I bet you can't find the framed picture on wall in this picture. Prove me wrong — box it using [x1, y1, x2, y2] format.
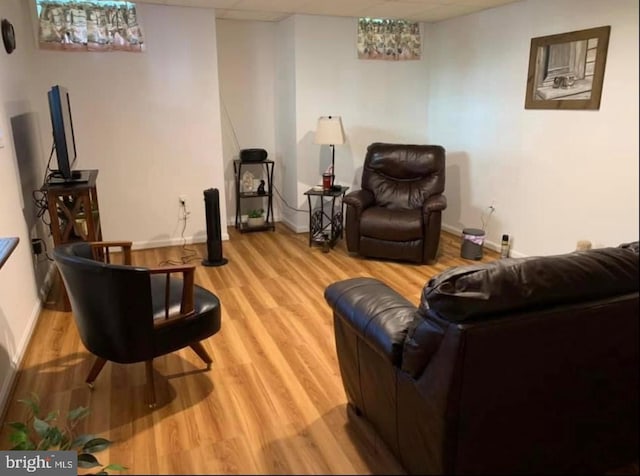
[524, 26, 610, 110]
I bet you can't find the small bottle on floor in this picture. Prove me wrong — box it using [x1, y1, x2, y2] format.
[500, 234, 510, 258]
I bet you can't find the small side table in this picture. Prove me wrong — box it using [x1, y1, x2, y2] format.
[304, 186, 349, 250]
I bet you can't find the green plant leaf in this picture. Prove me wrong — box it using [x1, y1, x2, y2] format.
[18, 395, 40, 416]
[9, 427, 33, 450]
[9, 429, 28, 445]
[68, 406, 90, 422]
[10, 441, 35, 450]
[103, 463, 128, 471]
[83, 437, 111, 453]
[33, 417, 49, 438]
[78, 453, 101, 469]
[45, 427, 64, 447]
[9, 395, 119, 473]
[7, 421, 28, 432]
[59, 433, 71, 450]
[38, 439, 51, 450]
[71, 434, 96, 449]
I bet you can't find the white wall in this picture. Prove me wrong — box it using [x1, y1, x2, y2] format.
[291, 15, 432, 231]
[428, 0, 639, 256]
[216, 19, 277, 225]
[274, 17, 299, 228]
[0, 0, 46, 414]
[29, 3, 227, 248]
[218, 14, 432, 231]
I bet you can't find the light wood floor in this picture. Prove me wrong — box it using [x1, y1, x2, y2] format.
[1, 227, 634, 475]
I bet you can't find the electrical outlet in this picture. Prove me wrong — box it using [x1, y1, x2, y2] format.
[179, 195, 187, 206]
[31, 238, 43, 255]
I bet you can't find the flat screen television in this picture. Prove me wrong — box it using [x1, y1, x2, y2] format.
[48, 85, 84, 183]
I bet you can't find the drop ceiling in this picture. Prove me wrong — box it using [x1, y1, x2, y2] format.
[135, 0, 521, 23]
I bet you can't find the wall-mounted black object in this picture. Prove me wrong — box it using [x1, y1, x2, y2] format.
[2, 19, 16, 54]
[202, 188, 228, 267]
[240, 148, 267, 162]
[31, 238, 43, 255]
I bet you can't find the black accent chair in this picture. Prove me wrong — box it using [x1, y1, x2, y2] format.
[344, 143, 446, 264]
[53, 241, 221, 408]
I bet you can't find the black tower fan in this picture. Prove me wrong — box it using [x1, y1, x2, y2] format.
[202, 188, 228, 267]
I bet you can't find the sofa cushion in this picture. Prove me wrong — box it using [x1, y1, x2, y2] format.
[420, 243, 639, 323]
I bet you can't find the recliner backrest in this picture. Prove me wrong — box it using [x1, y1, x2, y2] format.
[53, 242, 156, 363]
[361, 143, 445, 209]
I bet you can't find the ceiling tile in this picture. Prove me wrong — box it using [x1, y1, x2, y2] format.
[405, 3, 480, 21]
[138, 0, 522, 22]
[137, 0, 241, 8]
[216, 8, 290, 21]
[359, 1, 440, 19]
[455, 0, 521, 6]
[295, 0, 382, 18]
[232, 0, 314, 13]
[389, 0, 449, 3]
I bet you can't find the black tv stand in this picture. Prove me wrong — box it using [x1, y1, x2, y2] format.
[48, 169, 90, 185]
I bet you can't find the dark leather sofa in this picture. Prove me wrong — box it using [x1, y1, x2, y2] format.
[325, 242, 639, 474]
[343, 143, 446, 264]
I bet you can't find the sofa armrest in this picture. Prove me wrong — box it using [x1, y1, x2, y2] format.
[401, 309, 449, 378]
[423, 194, 447, 213]
[325, 277, 418, 365]
[343, 189, 375, 212]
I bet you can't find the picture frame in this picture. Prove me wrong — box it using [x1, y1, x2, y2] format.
[524, 26, 610, 110]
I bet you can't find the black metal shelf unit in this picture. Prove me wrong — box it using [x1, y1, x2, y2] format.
[233, 159, 275, 233]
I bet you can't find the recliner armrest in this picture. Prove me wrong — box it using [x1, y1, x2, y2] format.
[325, 277, 418, 366]
[423, 194, 447, 213]
[343, 189, 375, 211]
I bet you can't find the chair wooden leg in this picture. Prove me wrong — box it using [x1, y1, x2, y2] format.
[189, 341, 212, 370]
[145, 360, 156, 408]
[85, 357, 107, 389]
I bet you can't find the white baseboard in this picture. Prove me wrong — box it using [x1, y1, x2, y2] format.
[442, 223, 526, 258]
[132, 233, 228, 250]
[0, 296, 46, 418]
[442, 224, 499, 252]
[280, 216, 307, 234]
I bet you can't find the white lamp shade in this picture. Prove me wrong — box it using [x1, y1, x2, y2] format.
[314, 116, 345, 145]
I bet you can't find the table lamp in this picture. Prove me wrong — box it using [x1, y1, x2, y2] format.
[314, 116, 345, 189]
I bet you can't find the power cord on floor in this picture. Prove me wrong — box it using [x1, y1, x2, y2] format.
[158, 201, 202, 266]
[272, 183, 308, 214]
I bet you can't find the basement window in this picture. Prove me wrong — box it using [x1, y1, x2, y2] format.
[357, 17, 421, 61]
[36, 0, 144, 52]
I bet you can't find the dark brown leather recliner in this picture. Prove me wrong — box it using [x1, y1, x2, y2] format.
[344, 143, 446, 264]
[325, 243, 639, 474]
[53, 241, 221, 408]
